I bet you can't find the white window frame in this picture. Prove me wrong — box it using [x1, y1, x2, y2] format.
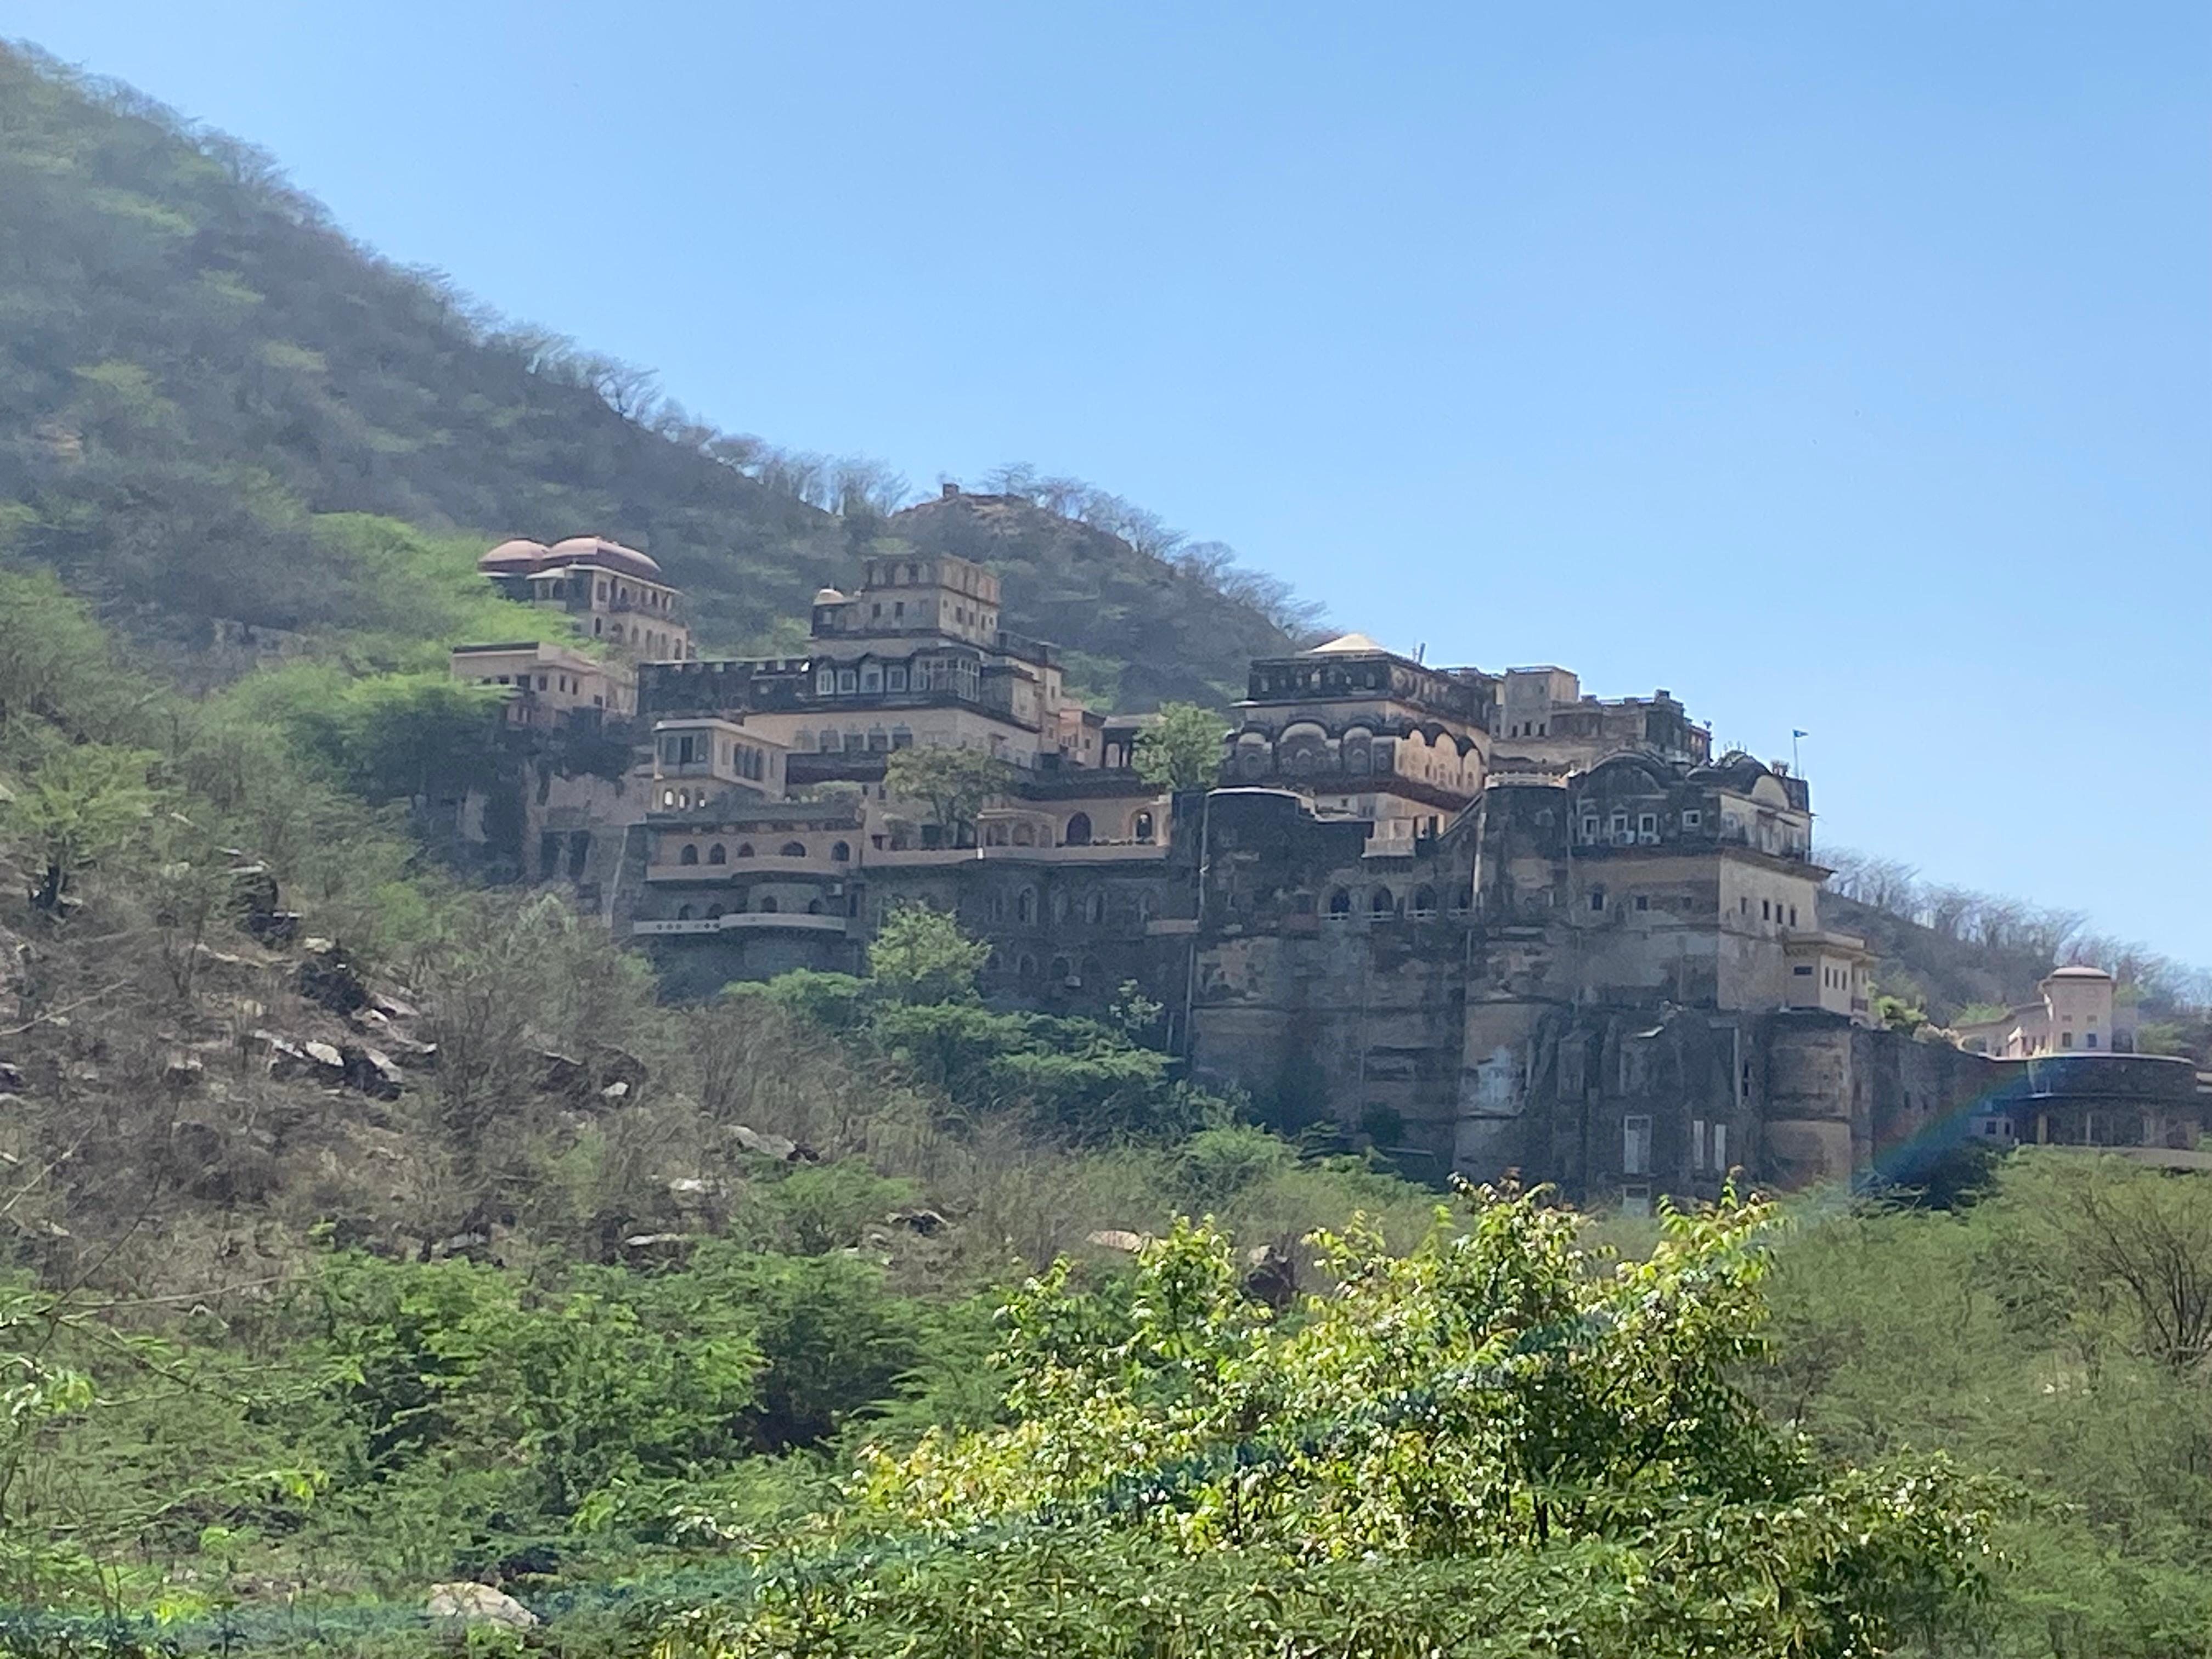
[1622, 1114, 1652, 1176]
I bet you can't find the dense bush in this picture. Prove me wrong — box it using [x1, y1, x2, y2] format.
[665, 1192, 1994, 1658]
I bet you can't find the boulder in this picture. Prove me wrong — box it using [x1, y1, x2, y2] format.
[257, 1031, 343, 1084]
[425, 1583, 537, 1629]
[1242, 1243, 1297, 1312]
[296, 946, 368, 1015]
[343, 1046, 405, 1101]
[592, 1045, 650, 1091]
[729, 1125, 816, 1163]
[223, 860, 280, 923]
[381, 1032, 438, 1068]
[369, 986, 421, 1022]
[534, 1049, 588, 1094]
[242, 909, 301, 946]
[1086, 1228, 1153, 1254]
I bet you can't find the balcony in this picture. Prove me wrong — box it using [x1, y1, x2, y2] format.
[646, 854, 850, 881]
[633, 912, 851, 938]
[867, 842, 1171, 868]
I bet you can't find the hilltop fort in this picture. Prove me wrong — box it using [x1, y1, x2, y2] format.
[449, 506, 2207, 1204]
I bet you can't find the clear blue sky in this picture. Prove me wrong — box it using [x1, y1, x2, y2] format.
[13, 2, 2211, 965]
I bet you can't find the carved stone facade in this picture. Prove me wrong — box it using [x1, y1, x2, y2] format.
[448, 548, 2210, 1205]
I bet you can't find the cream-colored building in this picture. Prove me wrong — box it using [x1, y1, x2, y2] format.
[479, 537, 694, 663]
[451, 640, 634, 722]
[1229, 633, 1494, 844]
[1496, 667, 1711, 771]
[1956, 965, 2128, 1056]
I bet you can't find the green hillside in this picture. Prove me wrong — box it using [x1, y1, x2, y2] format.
[0, 43, 1302, 703]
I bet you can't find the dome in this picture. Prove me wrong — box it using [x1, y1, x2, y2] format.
[546, 535, 663, 582]
[813, 588, 847, 605]
[2047, 964, 2113, 979]
[479, 538, 550, 573]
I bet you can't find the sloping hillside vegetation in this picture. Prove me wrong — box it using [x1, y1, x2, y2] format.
[0, 567, 1432, 1647]
[2, 38, 2207, 1659]
[1825, 849, 2211, 1056]
[0, 43, 1306, 702]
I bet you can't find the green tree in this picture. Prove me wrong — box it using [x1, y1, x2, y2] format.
[1, 740, 159, 910]
[1759, 1154, 2212, 1657]
[867, 902, 990, 1004]
[883, 745, 1014, 847]
[668, 1190, 1993, 1658]
[1132, 701, 1227, 792]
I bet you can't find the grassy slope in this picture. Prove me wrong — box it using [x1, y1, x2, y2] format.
[0, 43, 1296, 702]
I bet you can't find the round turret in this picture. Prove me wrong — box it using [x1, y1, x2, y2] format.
[546, 535, 663, 582]
[479, 538, 550, 573]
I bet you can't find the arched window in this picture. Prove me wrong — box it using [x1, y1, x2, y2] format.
[707, 843, 727, 865]
[985, 823, 1009, 846]
[1085, 893, 1105, 924]
[1051, 891, 1070, 923]
[676, 904, 695, 919]
[1372, 888, 1396, 917]
[831, 840, 851, 862]
[1238, 745, 1267, 778]
[807, 898, 825, 915]
[1049, 956, 1071, 980]
[1344, 743, 1370, 775]
[759, 895, 778, 913]
[1328, 889, 1352, 915]
[1064, 811, 1093, 847]
[1012, 822, 1035, 846]
[1132, 810, 1154, 843]
[705, 902, 725, 919]
[1412, 885, 1438, 915]
[780, 841, 807, 857]
[736, 843, 754, 859]
[1018, 953, 1038, 979]
[679, 844, 699, 866]
[1017, 888, 1036, 923]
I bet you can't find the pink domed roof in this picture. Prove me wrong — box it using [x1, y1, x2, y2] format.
[480, 538, 551, 573]
[547, 535, 662, 582]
